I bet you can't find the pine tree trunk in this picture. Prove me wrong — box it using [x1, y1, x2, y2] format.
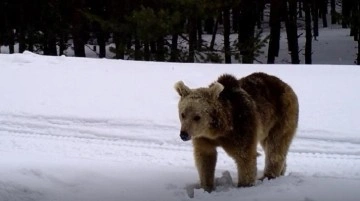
[18, 29, 26, 53]
[357, 39, 360, 65]
[150, 42, 157, 55]
[350, 1, 359, 39]
[305, 0, 312, 64]
[299, 0, 303, 18]
[114, 33, 125, 59]
[73, 35, 86, 57]
[285, 0, 300, 64]
[188, 14, 197, 62]
[331, 0, 336, 24]
[48, 33, 57, 56]
[109, 0, 125, 59]
[17, 5, 26, 53]
[197, 17, 203, 50]
[357, 30, 360, 64]
[267, 0, 281, 64]
[156, 37, 165, 61]
[8, 29, 15, 54]
[238, 0, 256, 63]
[97, 31, 106, 58]
[28, 31, 34, 52]
[72, 0, 86, 57]
[210, 14, 220, 51]
[257, 0, 265, 28]
[351, 17, 358, 40]
[312, 2, 319, 38]
[134, 37, 141, 60]
[204, 17, 214, 34]
[43, 30, 57, 56]
[357, 2, 360, 65]
[170, 34, 179, 62]
[342, 0, 351, 28]
[144, 41, 150, 61]
[59, 32, 66, 55]
[322, 0, 328, 27]
[232, 6, 240, 32]
[223, 8, 231, 64]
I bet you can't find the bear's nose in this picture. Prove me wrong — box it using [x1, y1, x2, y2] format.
[180, 131, 191, 141]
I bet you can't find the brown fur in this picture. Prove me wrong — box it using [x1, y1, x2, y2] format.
[174, 72, 299, 192]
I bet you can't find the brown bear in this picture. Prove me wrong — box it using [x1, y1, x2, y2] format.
[174, 72, 299, 193]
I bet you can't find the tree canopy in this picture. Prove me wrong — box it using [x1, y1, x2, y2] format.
[0, 0, 359, 64]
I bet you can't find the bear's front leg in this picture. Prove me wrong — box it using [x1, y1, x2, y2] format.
[193, 138, 217, 192]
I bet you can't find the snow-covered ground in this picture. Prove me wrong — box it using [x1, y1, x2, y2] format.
[1, 51, 360, 201]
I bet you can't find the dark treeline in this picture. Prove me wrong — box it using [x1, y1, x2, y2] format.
[0, 0, 359, 64]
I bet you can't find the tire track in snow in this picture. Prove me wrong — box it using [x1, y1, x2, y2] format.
[0, 113, 177, 145]
[0, 131, 190, 153]
[0, 113, 360, 160]
[298, 129, 360, 144]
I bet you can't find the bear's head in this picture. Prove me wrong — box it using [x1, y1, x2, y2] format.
[174, 81, 231, 141]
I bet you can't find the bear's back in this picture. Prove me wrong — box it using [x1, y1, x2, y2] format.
[239, 72, 298, 129]
[240, 72, 287, 102]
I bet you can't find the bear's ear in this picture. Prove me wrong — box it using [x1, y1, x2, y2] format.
[210, 82, 224, 98]
[174, 81, 191, 97]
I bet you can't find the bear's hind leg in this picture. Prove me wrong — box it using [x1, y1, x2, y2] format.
[223, 143, 257, 187]
[235, 154, 257, 187]
[280, 162, 287, 176]
[193, 138, 217, 192]
[261, 125, 296, 180]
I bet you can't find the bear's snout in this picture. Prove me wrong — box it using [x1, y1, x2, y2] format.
[180, 131, 191, 141]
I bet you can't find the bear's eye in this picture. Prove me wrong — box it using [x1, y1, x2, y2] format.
[181, 113, 186, 119]
[193, 115, 201, 121]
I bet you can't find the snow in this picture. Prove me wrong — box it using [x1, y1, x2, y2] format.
[257, 27, 358, 65]
[1, 51, 360, 201]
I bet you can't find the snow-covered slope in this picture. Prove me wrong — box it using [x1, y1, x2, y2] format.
[1, 52, 360, 201]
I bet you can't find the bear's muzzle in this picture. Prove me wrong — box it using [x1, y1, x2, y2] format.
[180, 131, 191, 141]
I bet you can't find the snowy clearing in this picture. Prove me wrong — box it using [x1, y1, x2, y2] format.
[0, 51, 360, 201]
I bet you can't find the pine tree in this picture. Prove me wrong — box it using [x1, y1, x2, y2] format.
[285, 0, 300, 64]
[305, 0, 313, 64]
[267, 0, 281, 64]
[71, 0, 87, 57]
[238, 0, 257, 63]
